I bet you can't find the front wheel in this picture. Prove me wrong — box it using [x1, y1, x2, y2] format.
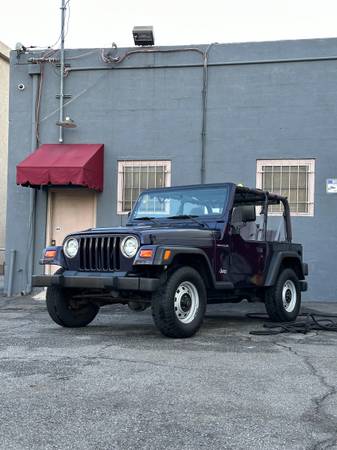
[46, 286, 99, 328]
[264, 268, 301, 322]
[151, 267, 207, 338]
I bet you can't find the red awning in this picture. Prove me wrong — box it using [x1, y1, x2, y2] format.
[16, 144, 104, 191]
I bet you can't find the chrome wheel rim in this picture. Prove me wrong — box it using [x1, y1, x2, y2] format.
[174, 281, 199, 324]
[282, 280, 297, 312]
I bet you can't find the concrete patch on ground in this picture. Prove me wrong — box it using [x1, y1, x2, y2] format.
[32, 288, 46, 301]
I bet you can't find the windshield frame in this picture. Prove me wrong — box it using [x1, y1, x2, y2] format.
[128, 183, 233, 224]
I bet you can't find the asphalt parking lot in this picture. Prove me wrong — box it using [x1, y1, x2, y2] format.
[0, 295, 336, 450]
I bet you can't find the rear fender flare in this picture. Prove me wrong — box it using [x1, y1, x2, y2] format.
[264, 252, 305, 286]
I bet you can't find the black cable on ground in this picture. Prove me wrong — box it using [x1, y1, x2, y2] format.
[247, 313, 337, 335]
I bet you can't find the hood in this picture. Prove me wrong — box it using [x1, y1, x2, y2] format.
[68, 224, 216, 246]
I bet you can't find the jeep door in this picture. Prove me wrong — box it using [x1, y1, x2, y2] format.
[228, 205, 267, 288]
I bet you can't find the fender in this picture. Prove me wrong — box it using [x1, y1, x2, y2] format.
[135, 245, 233, 290]
[264, 251, 306, 286]
[39, 245, 67, 268]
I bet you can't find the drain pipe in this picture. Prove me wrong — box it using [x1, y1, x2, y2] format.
[58, 0, 66, 143]
[25, 190, 37, 294]
[24, 69, 40, 295]
[200, 43, 216, 184]
[7, 249, 16, 297]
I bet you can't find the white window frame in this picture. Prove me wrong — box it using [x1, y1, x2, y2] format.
[117, 160, 171, 214]
[256, 159, 315, 217]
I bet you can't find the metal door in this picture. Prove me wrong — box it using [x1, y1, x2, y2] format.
[46, 189, 96, 274]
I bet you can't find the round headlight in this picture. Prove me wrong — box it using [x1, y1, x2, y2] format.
[121, 236, 139, 258]
[63, 238, 79, 259]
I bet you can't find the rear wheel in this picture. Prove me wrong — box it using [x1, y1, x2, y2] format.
[151, 266, 207, 338]
[46, 285, 99, 328]
[264, 268, 301, 322]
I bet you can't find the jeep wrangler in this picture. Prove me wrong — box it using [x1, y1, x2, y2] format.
[33, 183, 308, 338]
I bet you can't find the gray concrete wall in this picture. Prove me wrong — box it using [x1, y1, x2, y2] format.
[5, 38, 337, 299]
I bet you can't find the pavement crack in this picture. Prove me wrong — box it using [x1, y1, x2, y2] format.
[273, 340, 337, 450]
[81, 354, 192, 371]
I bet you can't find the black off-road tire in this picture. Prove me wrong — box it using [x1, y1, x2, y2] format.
[151, 266, 207, 338]
[264, 268, 301, 322]
[46, 285, 99, 328]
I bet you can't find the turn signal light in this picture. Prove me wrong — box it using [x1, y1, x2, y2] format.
[163, 249, 171, 261]
[139, 249, 154, 259]
[44, 250, 56, 258]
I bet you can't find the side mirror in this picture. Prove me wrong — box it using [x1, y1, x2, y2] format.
[127, 211, 131, 218]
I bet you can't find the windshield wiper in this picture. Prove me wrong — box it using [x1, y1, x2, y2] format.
[133, 216, 161, 225]
[167, 215, 209, 229]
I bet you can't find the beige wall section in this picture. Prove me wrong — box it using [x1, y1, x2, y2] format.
[0, 41, 10, 271]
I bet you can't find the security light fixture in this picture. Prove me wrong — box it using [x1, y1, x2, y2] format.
[56, 116, 77, 128]
[132, 26, 155, 46]
[15, 42, 27, 56]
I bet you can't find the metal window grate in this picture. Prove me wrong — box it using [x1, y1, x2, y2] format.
[117, 160, 171, 214]
[256, 159, 315, 216]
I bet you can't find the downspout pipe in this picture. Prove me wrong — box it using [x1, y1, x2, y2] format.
[58, 0, 66, 143]
[7, 250, 16, 297]
[25, 70, 39, 294]
[201, 43, 216, 184]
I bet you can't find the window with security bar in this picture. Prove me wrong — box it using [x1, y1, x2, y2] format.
[117, 160, 171, 214]
[256, 159, 315, 216]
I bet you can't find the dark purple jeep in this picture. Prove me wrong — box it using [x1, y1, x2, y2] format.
[33, 183, 308, 338]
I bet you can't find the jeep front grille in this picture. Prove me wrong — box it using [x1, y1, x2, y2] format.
[79, 236, 120, 271]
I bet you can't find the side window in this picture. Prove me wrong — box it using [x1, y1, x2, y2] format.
[265, 204, 286, 242]
[231, 204, 287, 242]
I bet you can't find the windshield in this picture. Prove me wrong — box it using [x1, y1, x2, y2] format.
[131, 185, 229, 220]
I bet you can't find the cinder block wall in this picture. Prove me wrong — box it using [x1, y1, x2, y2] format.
[6, 38, 337, 299]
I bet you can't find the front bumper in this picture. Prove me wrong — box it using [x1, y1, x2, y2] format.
[32, 271, 160, 292]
